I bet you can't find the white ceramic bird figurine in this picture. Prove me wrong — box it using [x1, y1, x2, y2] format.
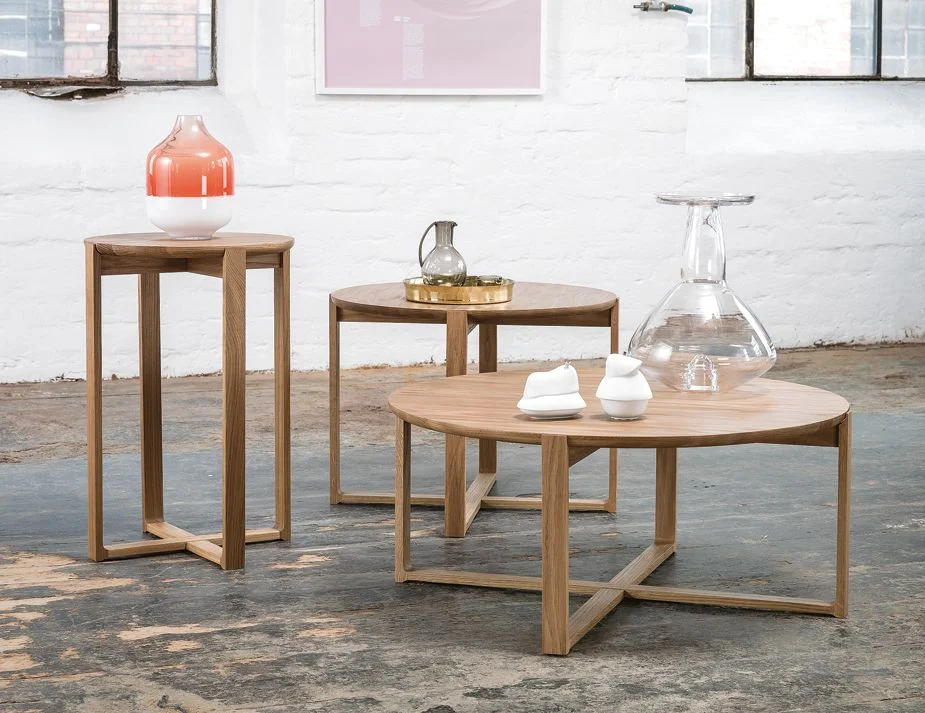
[596, 354, 653, 420]
[517, 363, 586, 418]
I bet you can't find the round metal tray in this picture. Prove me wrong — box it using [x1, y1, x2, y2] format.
[403, 277, 514, 304]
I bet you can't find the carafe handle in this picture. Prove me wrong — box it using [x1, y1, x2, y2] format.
[418, 221, 438, 268]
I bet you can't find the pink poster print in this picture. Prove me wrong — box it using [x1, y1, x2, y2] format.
[318, 0, 545, 94]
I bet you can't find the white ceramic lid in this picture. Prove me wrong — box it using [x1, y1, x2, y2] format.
[604, 353, 644, 378]
[517, 392, 587, 412]
[521, 363, 581, 399]
[596, 372, 653, 401]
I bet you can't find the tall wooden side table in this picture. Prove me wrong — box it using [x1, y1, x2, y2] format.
[85, 233, 293, 570]
[330, 282, 619, 537]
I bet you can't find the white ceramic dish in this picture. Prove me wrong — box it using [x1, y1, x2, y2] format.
[518, 406, 584, 419]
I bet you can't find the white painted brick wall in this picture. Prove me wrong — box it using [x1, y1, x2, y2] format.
[684, 82, 925, 349]
[0, 2, 920, 383]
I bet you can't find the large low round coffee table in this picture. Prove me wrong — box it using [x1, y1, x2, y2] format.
[330, 282, 619, 537]
[389, 370, 852, 655]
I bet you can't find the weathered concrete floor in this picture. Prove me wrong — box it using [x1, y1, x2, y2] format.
[0, 345, 923, 712]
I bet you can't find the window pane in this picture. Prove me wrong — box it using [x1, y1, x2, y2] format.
[853, 0, 875, 26]
[850, 28, 872, 73]
[714, 0, 739, 23]
[882, 0, 925, 77]
[118, 0, 213, 81]
[913, 0, 925, 24]
[754, 0, 875, 76]
[0, 0, 108, 79]
[686, 0, 746, 78]
[882, 28, 906, 56]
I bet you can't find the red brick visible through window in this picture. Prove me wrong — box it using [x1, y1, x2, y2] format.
[62, 0, 208, 80]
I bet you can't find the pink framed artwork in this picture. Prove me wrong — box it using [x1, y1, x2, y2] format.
[316, 0, 546, 95]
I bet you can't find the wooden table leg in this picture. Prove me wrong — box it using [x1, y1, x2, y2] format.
[329, 297, 341, 505]
[139, 273, 164, 534]
[85, 244, 104, 562]
[655, 448, 677, 547]
[478, 323, 498, 476]
[835, 412, 852, 617]
[607, 303, 620, 513]
[221, 248, 246, 570]
[395, 418, 412, 583]
[274, 250, 291, 540]
[444, 311, 468, 537]
[541, 434, 570, 655]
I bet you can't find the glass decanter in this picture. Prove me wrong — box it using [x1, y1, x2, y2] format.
[627, 194, 776, 392]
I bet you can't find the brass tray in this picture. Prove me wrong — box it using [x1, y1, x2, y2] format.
[403, 277, 514, 305]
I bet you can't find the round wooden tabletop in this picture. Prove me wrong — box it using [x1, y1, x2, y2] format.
[389, 369, 850, 448]
[85, 232, 294, 257]
[330, 282, 616, 318]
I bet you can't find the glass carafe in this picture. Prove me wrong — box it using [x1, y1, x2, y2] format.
[419, 220, 467, 286]
[627, 194, 776, 392]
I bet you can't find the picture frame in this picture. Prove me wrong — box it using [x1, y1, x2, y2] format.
[315, 0, 546, 95]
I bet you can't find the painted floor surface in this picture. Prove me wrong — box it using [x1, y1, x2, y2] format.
[1, 345, 923, 712]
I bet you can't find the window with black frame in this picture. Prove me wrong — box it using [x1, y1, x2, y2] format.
[687, 0, 925, 79]
[0, 0, 215, 87]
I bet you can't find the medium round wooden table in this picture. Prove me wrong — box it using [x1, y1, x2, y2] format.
[85, 233, 293, 570]
[389, 370, 852, 655]
[330, 282, 619, 537]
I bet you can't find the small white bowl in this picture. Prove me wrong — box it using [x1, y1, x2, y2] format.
[599, 398, 649, 420]
[146, 195, 232, 240]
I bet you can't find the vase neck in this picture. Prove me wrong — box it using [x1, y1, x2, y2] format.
[173, 114, 208, 135]
[680, 204, 726, 282]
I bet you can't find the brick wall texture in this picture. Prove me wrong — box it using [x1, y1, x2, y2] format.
[0, 1, 922, 382]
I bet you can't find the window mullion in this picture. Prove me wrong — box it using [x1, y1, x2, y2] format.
[745, 0, 755, 78]
[875, 0, 883, 77]
[210, 0, 218, 82]
[705, 1, 711, 78]
[107, 0, 119, 83]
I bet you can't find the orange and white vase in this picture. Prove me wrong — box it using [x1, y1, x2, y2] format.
[146, 115, 234, 240]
